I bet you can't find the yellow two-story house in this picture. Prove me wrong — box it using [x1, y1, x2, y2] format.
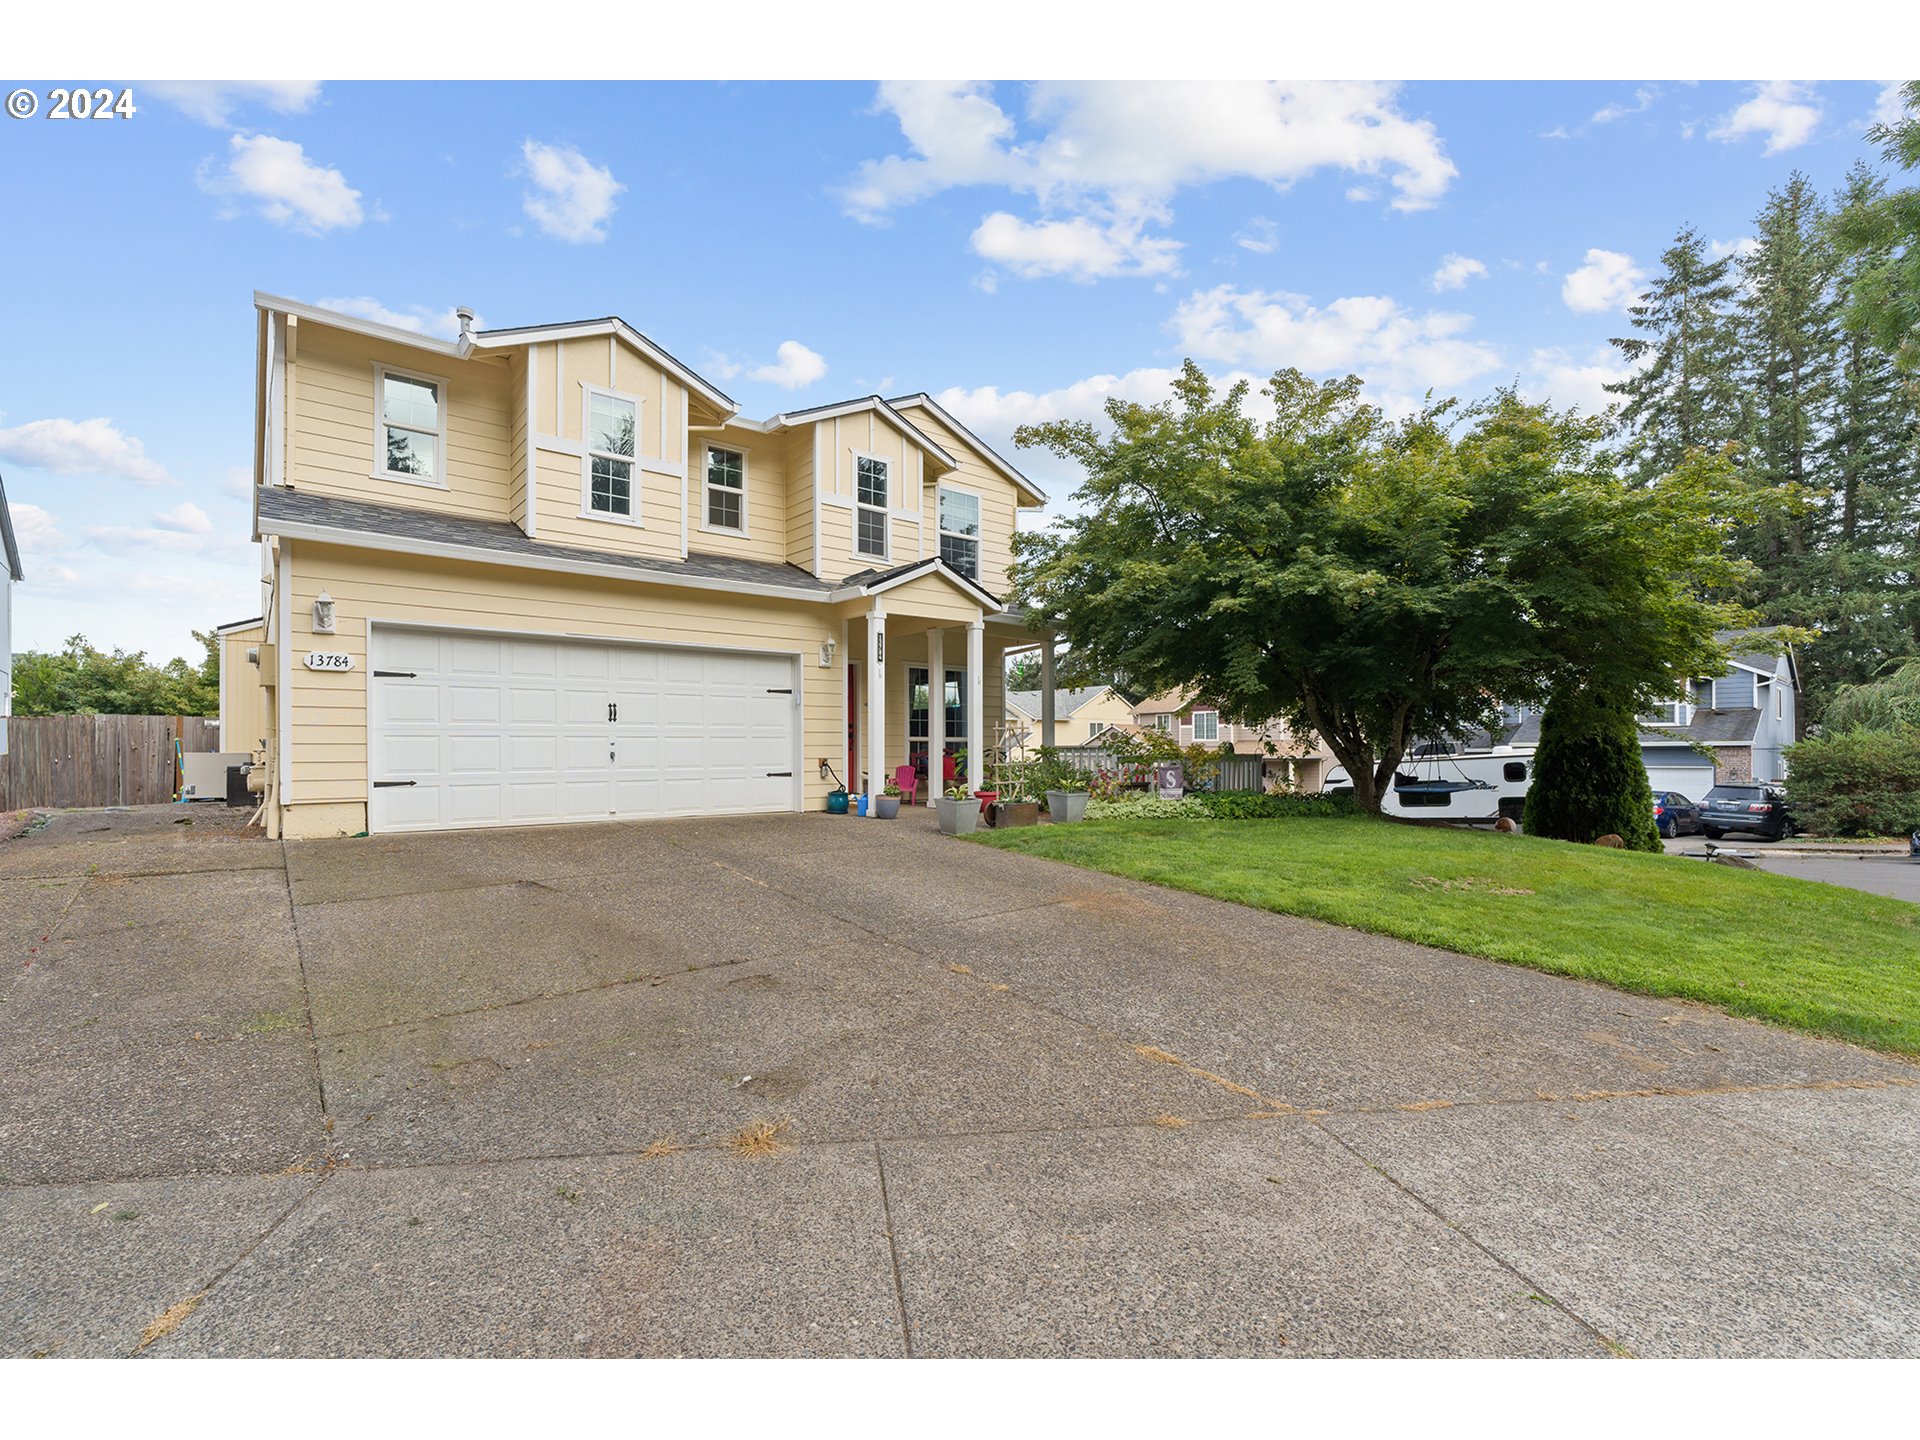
[241, 294, 1052, 838]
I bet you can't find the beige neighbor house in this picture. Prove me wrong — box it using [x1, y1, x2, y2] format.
[237, 293, 1063, 839]
[1004, 684, 1137, 758]
[1129, 688, 1335, 791]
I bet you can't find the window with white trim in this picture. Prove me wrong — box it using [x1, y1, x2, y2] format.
[855, 455, 889, 558]
[705, 445, 746, 532]
[376, 368, 445, 484]
[1636, 699, 1683, 726]
[937, 486, 981, 580]
[584, 389, 637, 519]
[1086, 720, 1109, 740]
[1191, 709, 1220, 742]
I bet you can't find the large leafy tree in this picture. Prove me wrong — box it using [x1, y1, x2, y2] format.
[1009, 364, 1747, 818]
[1831, 81, 1920, 375]
[10, 632, 219, 717]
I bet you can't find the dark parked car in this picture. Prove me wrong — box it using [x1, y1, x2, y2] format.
[1653, 791, 1704, 839]
[1700, 783, 1795, 841]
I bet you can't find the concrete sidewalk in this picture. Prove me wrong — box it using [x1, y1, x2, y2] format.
[3, 805, 1916, 1356]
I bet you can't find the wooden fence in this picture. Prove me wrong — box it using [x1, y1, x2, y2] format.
[0, 715, 220, 811]
[1053, 743, 1267, 793]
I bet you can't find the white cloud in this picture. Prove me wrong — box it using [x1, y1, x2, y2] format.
[315, 296, 478, 340]
[1518, 346, 1636, 416]
[144, 82, 321, 127]
[1234, 218, 1280, 255]
[0, 417, 171, 484]
[220, 465, 254, 498]
[1430, 254, 1488, 292]
[970, 211, 1182, 281]
[519, 140, 623, 243]
[748, 341, 827, 390]
[1344, 184, 1377, 201]
[1591, 86, 1659, 125]
[6, 500, 65, 551]
[1708, 236, 1760, 263]
[1710, 81, 1823, 155]
[1168, 285, 1503, 394]
[843, 81, 1457, 282]
[154, 501, 212, 535]
[700, 351, 745, 381]
[1561, 248, 1647, 314]
[201, 133, 364, 233]
[1868, 81, 1910, 129]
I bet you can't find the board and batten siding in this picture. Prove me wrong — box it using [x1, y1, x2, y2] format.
[279, 541, 844, 836]
[894, 405, 1025, 599]
[288, 325, 513, 523]
[812, 414, 925, 583]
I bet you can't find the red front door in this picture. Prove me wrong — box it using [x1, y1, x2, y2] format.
[846, 662, 859, 789]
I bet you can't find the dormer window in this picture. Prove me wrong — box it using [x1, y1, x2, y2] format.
[373, 366, 447, 487]
[855, 455, 889, 559]
[938, 486, 981, 580]
[704, 446, 746, 533]
[583, 388, 638, 521]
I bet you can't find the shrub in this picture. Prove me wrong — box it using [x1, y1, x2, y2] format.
[1784, 729, 1920, 837]
[1523, 697, 1662, 852]
[1085, 794, 1211, 820]
[1188, 791, 1363, 819]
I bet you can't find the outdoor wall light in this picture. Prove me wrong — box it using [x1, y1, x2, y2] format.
[312, 590, 336, 634]
[819, 635, 836, 667]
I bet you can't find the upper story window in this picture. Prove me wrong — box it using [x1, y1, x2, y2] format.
[1637, 700, 1683, 726]
[374, 366, 447, 487]
[855, 455, 889, 559]
[1154, 714, 1172, 733]
[705, 446, 746, 533]
[938, 486, 981, 580]
[1191, 709, 1220, 742]
[584, 388, 638, 521]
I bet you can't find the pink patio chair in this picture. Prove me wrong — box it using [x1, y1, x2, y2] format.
[892, 764, 921, 807]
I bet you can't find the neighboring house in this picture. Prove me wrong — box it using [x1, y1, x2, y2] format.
[1488, 628, 1801, 796]
[1004, 684, 1137, 757]
[1128, 688, 1335, 791]
[213, 616, 268, 755]
[237, 293, 1051, 838]
[0, 472, 22, 759]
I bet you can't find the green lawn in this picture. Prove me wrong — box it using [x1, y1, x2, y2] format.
[975, 816, 1920, 1055]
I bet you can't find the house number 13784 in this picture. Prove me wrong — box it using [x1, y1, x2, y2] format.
[304, 652, 355, 672]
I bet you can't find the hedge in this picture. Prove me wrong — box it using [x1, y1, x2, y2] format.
[1784, 729, 1920, 837]
[1082, 791, 1362, 821]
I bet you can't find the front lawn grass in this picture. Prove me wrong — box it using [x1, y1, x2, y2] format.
[975, 816, 1920, 1056]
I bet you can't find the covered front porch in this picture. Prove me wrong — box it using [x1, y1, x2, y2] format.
[833, 567, 1060, 809]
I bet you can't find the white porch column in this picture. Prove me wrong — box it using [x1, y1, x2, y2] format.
[1040, 641, 1057, 750]
[866, 605, 886, 815]
[927, 626, 945, 804]
[966, 619, 984, 794]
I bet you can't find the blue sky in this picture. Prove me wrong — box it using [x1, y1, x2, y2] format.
[0, 78, 1904, 661]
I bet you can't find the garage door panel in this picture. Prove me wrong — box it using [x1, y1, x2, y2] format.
[371, 628, 796, 833]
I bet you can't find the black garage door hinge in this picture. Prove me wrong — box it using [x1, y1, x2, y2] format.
[373, 670, 416, 678]
[766, 771, 793, 778]
[373, 780, 417, 788]
[766, 687, 793, 694]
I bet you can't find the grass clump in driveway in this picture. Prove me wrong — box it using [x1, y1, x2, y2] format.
[974, 816, 1920, 1055]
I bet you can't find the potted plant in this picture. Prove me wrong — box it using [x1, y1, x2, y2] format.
[937, 783, 982, 835]
[875, 779, 903, 819]
[995, 761, 1041, 827]
[1044, 780, 1090, 823]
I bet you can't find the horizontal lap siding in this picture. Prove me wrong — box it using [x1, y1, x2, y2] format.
[687, 425, 790, 567]
[896, 408, 1024, 598]
[291, 327, 512, 522]
[786, 429, 815, 569]
[284, 542, 843, 813]
[508, 351, 529, 532]
[220, 625, 268, 753]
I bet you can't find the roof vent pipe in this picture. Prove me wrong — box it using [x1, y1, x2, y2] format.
[455, 307, 476, 358]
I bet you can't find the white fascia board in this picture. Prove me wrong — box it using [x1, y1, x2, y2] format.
[253, 291, 464, 359]
[473, 320, 737, 415]
[256, 515, 829, 606]
[826, 556, 1004, 612]
[766, 398, 960, 474]
[889, 393, 1049, 507]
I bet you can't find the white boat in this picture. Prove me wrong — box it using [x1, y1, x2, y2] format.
[1323, 740, 1535, 823]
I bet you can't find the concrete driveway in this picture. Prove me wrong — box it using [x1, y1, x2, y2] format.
[4, 804, 1917, 1357]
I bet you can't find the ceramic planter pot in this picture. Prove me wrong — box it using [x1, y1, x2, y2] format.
[1045, 789, 1089, 823]
[875, 794, 902, 819]
[997, 800, 1040, 828]
[936, 795, 981, 835]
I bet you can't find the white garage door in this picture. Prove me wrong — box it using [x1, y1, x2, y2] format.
[1644, 762, 1714, 801]
[370, 627, 798, 833]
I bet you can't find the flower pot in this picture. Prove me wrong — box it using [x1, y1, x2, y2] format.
[997, 800, 1040, 828]
[936, 795, 981, 835]
[826, 790, 849, 815]
[1045, 790, 1089, 823]
[974, 790, 1000, 827]
[875, 794, 901, 819]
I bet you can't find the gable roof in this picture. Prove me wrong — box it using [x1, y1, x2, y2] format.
[252, 293, 739, 417]
[765, 396, 960, 473]
[0, 472, 21, 582]
[836, 554, 1002, 610]
[1713, 626, 1797, 684]
[888, 393, 1048, 507]
[1006, 685, 1117, 721]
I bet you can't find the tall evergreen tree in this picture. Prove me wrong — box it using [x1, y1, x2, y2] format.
[1606, 225, 1743, 482]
